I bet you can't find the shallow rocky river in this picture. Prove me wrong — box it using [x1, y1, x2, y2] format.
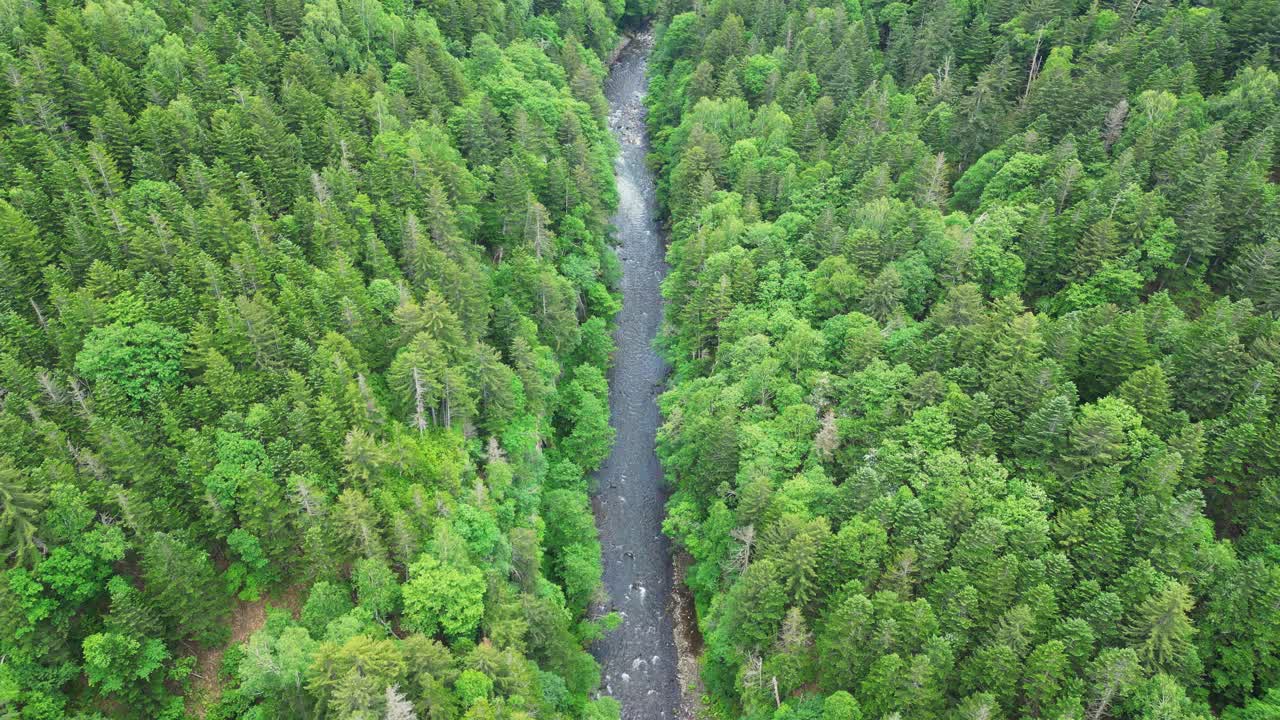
[591, 29, 688, 720]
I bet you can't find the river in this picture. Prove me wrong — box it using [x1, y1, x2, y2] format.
[591, 28, 683, 720]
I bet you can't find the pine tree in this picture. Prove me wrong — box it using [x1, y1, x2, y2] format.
[0, 459, 42, 567]
[1022, 640, 1069, 716]
[141, 532, 228, 645]
[1129, 582, 1197, 674]
[1117, 365, 1178, 436]
[1068, 217, 1122, 283]
[1229, 238, 1280, 311]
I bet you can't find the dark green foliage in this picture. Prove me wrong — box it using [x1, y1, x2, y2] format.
[142, 532, 229, 646]
[0, 460, 42, 567]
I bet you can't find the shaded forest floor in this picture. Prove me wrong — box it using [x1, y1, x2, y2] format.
[186, 587, 304, 717]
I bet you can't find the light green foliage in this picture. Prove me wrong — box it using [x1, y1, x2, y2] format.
[1224, 689, 1280, 720]
[73, 322, 185, 410]
[306, 635, 407, 715]
[401, 554, 485, 639]
[225, 529, 273, 601]
[455, 668, 493, 706]
[584, 696, 623, 720]
[451, 504, 502, 561]
[555, 364, 615, 472]
[82, 632, 168, 695]
[822, 691, 862, 720]
[742, 55, 780, 99]
[1129, 582, 1198, 674]
[541, 488, 603, 614]
[353, 558, 400, 621]
[238, 621, 316, 700]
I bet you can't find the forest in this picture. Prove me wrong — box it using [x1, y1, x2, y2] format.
[648, 0, 1280, 719]
[0, 0, 643, 717]
[3, 0, 1280, 717]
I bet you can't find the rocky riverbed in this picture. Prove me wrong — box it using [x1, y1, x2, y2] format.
[591, 28, 696, 720]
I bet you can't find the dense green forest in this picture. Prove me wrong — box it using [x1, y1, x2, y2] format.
[648, 0, 1280, 719]
[0, 0, 644, 717]
[6, 0, 1280, 716]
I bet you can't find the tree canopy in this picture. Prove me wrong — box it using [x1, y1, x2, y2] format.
[647, 0, 1280, 717]
[0, 0, 627, 717]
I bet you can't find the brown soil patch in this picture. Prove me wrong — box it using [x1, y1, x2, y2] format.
[184, 585, 305, 718]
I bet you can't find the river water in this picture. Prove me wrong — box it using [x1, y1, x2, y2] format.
[591, 30, 683, 720]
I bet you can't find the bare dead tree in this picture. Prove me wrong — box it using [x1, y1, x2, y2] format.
[1103, 99, 1129, 151]
[726, 524, 756, 576]
[1020, 28, 1045, 106]
[411, 366, 429, 433]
